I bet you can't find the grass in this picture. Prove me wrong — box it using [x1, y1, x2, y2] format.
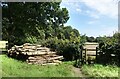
[1, 54, 120, 77]
[1, 54, 76, 77]
[81, 64, 119, 77]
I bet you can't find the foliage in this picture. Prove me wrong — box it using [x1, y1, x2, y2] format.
[82, 64, 119, 77]
[25, 35, 38, 44]
[80, 34, 87, 44]
[96, 32, 120, 66]
[97, 43, 120, 66]
[38, 35, 81, 61]
[86, 36, 95, 42]
[96, 36, 115, 45]
[2, 2, 69, 47]
[2, 2, 82, 61]
[96, 32, 120, 45]
[32, 25, 81, 61]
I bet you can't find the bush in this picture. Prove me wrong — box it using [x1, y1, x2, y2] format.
[62, 43, 80, 61]
[38, 37, 81, 61]
[96, 33, 120, 66]
[97, 43, 120, 66]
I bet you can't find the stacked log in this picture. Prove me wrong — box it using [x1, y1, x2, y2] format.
[8, 43, 63, 65]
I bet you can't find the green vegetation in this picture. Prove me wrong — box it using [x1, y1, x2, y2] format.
[39, 37, 80, 60]
[95, 33, 120, 66]
[81, 64, 119, 77]
[2, 2, 76, 47]
[1, 2, 120, 78]
[1, 54, 119, 77]
[1, 54, 77, 77]
[2, 2, 81, 61]
[2, 2, 119, 62]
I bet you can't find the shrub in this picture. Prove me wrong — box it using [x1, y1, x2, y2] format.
[38, 37, 81, 61]
[97, 43, 120, 66]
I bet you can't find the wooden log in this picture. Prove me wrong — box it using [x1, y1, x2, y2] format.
[36, 60, 47, 64]
[38, 50, 48, 52]
[36, 48, 43, 50]
[17, 49, 35, 52]
[30, 51, 56, 55]
[14, 45, 23, 48]
[42, 63, 59, 66]
[48, 52, 56, 54]
[36, 47, 50, 51]
[28, 57, 35, 59]
[36, 51, 47, 55]
[11, 47, 15, 51]
[23, 52, 30, 55]
[53, 60, 62, 64]
[23, 43, 31, 46]
[23, 46, 36, 49]
[28, 60, 37, 62]
[47, 56, 63, 60]
[28, 56, 46, 61]
[17, 48, 22, 52]
[28, 49, 36, 52]
[36, 45, 42, 48]
[41, 54, 58, 57]
[16, 52, 19, 55]
[21, 49, 29, 52]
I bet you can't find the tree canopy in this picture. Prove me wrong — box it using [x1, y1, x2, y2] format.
[2, 2, 81, 49]
[2, 2, 71, 45]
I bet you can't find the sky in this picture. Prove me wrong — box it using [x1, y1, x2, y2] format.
[60, 0, 119, 37]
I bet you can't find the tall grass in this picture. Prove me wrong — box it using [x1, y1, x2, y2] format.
[81, 64, 119, 77]
[1, 54, 120, 77]
[1, 54, 75, 77]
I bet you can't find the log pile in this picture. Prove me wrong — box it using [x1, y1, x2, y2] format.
[8, 43, 63, 65]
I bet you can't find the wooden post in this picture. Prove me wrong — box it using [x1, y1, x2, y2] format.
[96, 47, 98, 63]
[81, 47, 83, 63]
[85, 48, 87, 64]
[77, 51, 80, 67]
[79, 47, 83, 66]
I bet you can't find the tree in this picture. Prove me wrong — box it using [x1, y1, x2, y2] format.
[2, 2, 69, 46]
[80, 34, 87, 44]
[62, 26, 73, 39]
[113, 32, 120, 44]
[86, 36, 95, 42]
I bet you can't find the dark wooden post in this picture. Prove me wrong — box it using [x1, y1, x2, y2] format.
[81, 46, 83, 64]
[96, 47, 98, 63]
[78, 49, 81, 67]
[85, 48, 87, 64]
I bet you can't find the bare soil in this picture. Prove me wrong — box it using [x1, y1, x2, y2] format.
[72, 66, 86, 77]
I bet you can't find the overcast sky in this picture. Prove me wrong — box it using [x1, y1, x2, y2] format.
[60, 0, 119, 37]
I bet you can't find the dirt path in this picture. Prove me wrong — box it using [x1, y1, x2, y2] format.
[72, 66, 86, 77]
